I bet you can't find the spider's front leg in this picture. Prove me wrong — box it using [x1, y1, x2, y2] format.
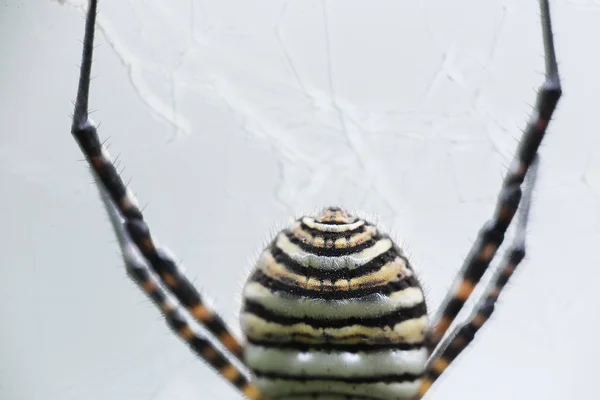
[70, 1, 261, 398]
[415, 0, 561, 397]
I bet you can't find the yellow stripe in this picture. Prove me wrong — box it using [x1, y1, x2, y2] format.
[417, 377, 433, 397]
[162, 272, 177, 288]
[160, 300, 176, 313]
[431, 358, 449, 375]
[178, 325, 194, 341]
[141, 279, 156, 292]
[480, 243, 497, 261]
[317, 208, 354, 224]
[276, 233, 392, 270]
[292, 222, 377, 249]
[242, 384, 261, 400]
[220, 331, 243, 355]
[432, 315, 452, 343]
[335, 236, 348, 248]
[258, 250, 409, 292]
[472, 312, 488, 329]
[455, 279, 475, 301]
[191, 304, 212, 322]
[200, 345, 219, 361]
[220, 364, 240, 381]
[348, 226, 376, 246]
[241, 313, 428, 345]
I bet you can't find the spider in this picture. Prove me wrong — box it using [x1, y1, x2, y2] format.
[70, 0, 561, 399]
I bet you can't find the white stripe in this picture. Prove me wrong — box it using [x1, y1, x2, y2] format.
[276, 233, 393, 270]
[302, 217, 365, 232]
[243, 282, 424, 319]
[245, 344, 428, 377]
[255, 378, 420, 400]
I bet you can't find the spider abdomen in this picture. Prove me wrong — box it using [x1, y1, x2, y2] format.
[241, 207, 430, 400]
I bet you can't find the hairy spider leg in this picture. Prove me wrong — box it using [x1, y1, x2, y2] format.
[71, 1, 260, 398]
[417, 0, 561, 396]
[418, 158, 539, 397]
[99, 186, 261, 400]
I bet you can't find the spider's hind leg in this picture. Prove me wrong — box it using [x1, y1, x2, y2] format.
[415, 0, 561, 397]
[418, 157, 539, 397]
[427, 0, 561, 351]
[70, 1, 260, 398]
[98, 186, 260, 400]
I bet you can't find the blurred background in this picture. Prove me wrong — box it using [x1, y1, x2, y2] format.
[1, 0, 599, 399]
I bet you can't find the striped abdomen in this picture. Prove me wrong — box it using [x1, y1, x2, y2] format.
[241, 207, 430, 400]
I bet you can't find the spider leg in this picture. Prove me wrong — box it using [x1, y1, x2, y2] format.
[427, 0, 561, 351]
[71, 1, 258, 397]
[414, 0, 561, 396]
[98, 186, 261, 400]
[416, 157, 539, 398]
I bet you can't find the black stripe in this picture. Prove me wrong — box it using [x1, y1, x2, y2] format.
[272, 393, 386, 400]
[313, 218, 359, 225]
[443, 297, 464, 320]
[298, 219, 368, 238]
[253, 371, 421, 384]
[247, 338, 427, 353]
[165, 310, 230, 370]
[243, 300, 427, 328]
[425, 368, 441, 381]
[283, 230, 384, 257]
[249, 270, 423, 299]
[270, 243, 402, 280]
[231, 374, 248, 390]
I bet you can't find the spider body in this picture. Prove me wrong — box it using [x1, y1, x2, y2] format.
[241, 207, 428, 399]
[69, 0, 561, 398]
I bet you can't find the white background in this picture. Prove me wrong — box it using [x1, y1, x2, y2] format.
[1, 0, 599, 399]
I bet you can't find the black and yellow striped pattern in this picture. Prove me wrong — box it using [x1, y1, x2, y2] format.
[241, 207, 430, 400]
[71, 0, 560, 398]
[417, 158, 540, 398]
[98, 188, 260, 399]
[418, 245, 526, 398]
